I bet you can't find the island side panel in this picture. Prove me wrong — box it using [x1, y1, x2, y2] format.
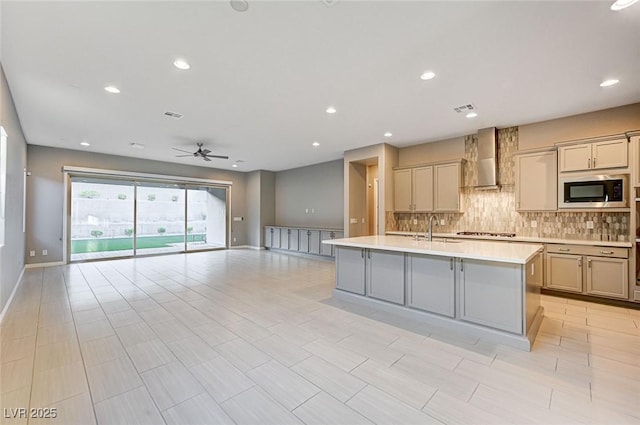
[525, 252, 543, 333]
[458, 259, 523, 334]
[335, 246, 366, 295]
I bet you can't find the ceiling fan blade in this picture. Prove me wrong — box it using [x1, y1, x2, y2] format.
[204, 154, 229, 159]
[172, 147, 194, 154]
[203, 156, 212, 162]
[200, 148, 211, 155]
[175, 154, 196, 157]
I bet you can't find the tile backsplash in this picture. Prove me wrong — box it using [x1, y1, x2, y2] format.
[387, 127, 630, 242]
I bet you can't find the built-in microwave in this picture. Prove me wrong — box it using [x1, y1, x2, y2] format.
[559, 174, 628, 208]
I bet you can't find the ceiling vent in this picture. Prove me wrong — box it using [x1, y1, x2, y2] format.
[453, 103, 476, 114]
[164, 111, 183, 119]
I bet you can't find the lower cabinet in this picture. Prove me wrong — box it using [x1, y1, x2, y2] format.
[367, 249, 405, 305]
[545, 245, 629, 299]
[288, 229, 299, 251]
[335, 246, 366, 295]
[407, 254, 455, 317]
[321, 231, 345, 257]
[459, 259, 523, 334]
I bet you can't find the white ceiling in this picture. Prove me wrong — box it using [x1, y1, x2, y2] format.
[2, 1, 639, 172]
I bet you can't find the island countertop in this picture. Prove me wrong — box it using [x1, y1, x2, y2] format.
[323, 235, 543, 264]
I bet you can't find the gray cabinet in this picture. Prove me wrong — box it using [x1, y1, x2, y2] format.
[309, 230, 321, 255]
[546, 253, 583, 293]
[407, 254, 455, 317]
[336, 247, 366, 295]
[265, 226, 280, 248]
[366, 249, 405, 305]
[321, 231, 344, 257]
[515, 150, 557, 211]
[288, 229, 299, 251]
[459, 258, 523, 334]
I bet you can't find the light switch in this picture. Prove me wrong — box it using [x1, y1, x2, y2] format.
[42, 250, 48, 256]
[531, 220, 537, 228]
[440, 219, 445, 226]
[29, 250, 35, 257]
[350, 218, 357, 224]
[305, 208, 309, 214]
[413, 219, 418, 225]
[233, 216, 244, 222]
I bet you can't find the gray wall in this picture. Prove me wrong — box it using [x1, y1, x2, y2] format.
[0, 65, 28, 313]
[275, 160, 343, 229]
[245, 170, 275, 247]
[26, 145, 248, 264]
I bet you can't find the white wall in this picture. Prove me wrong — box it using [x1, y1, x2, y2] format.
[0, 65, 28, 313]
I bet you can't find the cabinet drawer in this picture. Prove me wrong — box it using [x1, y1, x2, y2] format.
[546, 244, 628, 258]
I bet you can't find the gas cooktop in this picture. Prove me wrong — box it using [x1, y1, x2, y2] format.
[456, 231, 516, 238]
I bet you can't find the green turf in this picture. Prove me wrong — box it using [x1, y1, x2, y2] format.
[71, 234, 205, 254]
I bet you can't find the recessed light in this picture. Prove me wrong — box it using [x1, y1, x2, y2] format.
[130, 142, 144, 149]
[80, 141, 90, 146]
[173, 59, 190, 70]
[384, 132, 393, 138]
[312, 142, 320, 147]
[466, 112, 478, 118]
[420, 71, 436, 80]
[104, 86, 120, 94]
[611, 0, 638, 10]
[325, 106, 337, 114]
[231, 164, 238, 168]
[230, 0, 249, 12]
[600, 79, 619, 87]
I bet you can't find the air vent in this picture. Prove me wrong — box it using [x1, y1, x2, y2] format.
[453, 103, 476, 114]
[164, 111, 183, 119]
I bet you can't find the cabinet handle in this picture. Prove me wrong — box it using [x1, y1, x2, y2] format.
[450, 258, 453, 271]
[599, 250, 614, 255]
[361, 249, 364, 259]
[460, 259, 464, 272]
[558, 248, 570, 252]
[367, 250, 371, 259]
[593, 157, 596, 167]
[587, 259, 591, 268]
[578, 258, 582, 267]
[588, 158, 591, 168]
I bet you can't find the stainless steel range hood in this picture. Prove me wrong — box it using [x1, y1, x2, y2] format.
[475, 127, 499, 189]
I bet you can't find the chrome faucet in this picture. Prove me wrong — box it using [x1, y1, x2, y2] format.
[427, 215, 438, 241]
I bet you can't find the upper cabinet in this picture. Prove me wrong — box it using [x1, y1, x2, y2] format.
[558, 138, 628, 172]
[630, 134, 640, 187]
[393, 165, 434, 212]
[393, 161, 461, 213]
[515, 150, 557, 211]
[434, 162, 462, 212]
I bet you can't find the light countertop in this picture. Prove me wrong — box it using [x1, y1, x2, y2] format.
[323, 235, 543, 264]
[385, 231, 633, 248]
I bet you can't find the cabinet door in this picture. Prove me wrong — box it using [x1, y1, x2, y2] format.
[394, 169, 413, 212]
[407, 254, 454, 317]
[632, 136, 640, 187]
[545, 253, 583, 292]
[336, 247, 366, 295]
[320, 231, 333, 256]
[586, 256, 629, 299]
[412, 166, 434, 212]
[289, 229, 299, 251]
[515, 151, 557, 211]
[434, 163, 461, 212]
[559, 144, 592, 172]
[459, 259, 523, 334]
[272, 228, 281, 249]
[592, 139, 628, 169]
[281, 229, 290, 250]
[367, 249, 405, 304]
[299, 230, 310, 253]
[309, 230, 321, 255]
[264, 227, 273, 248]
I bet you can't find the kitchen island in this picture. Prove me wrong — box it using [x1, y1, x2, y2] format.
[322, 235, 544, 350]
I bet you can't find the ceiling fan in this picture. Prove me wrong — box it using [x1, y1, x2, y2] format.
[173, 142, 229, 162]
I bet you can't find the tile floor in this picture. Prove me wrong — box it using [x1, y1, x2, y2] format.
[1, 249, 639, 425]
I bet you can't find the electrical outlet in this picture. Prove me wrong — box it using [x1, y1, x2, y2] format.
[233, 237, 237, 242]
[361, 218, 365, 224]
[42, 250, 48, 256]
[29, 250, 35, 257]
[531, 220, 537, 228]
[413, 219, 418, 225]
[305, 208, 309, 214]
[586, 221, 594, 229]
[350, 218, 357, 224]
[440, 219, 445, 226]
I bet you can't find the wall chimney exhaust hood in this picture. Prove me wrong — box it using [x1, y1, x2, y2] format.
[474, 127, 499, 189]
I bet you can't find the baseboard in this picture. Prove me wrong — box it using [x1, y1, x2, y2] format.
[25, 261, 64, 269]
[231, 245, 264, 250]
[0, 266, 26, 323]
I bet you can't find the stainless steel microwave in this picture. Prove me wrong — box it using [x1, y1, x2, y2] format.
[559, 174, 628, 208]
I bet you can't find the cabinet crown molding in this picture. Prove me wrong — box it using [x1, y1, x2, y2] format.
[393, 158, 465, 171]
[554, 133, 628, 148]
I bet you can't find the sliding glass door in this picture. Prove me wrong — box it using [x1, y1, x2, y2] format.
[186, 186, 227, 251]
[68, 175, 229, 262]
[136, 183, 186, 256]
[70, 178, 135, 261]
